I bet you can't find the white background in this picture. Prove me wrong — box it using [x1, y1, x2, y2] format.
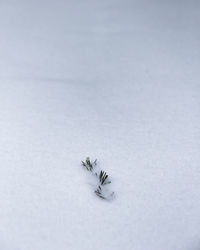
[0, 0, 200, 249]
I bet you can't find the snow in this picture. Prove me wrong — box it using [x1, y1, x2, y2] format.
[0, 0, 200, 249]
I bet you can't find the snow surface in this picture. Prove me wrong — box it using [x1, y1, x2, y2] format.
[0, 0, 200, 249]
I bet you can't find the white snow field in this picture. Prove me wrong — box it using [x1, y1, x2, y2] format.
[0, 0, 200, 249]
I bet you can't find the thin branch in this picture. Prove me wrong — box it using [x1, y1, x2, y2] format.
[81, 157, 114, 201]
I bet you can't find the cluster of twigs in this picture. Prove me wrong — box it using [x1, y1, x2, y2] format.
[81, 157, 114, 200]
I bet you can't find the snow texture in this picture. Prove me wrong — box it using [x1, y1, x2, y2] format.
[0, 0, 200, 250]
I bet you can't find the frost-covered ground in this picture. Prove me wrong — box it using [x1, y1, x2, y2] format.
[0, 0, 200, 250]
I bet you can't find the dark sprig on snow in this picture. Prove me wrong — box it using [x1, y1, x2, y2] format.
[94, 186, 105, 200]
[99, 170, 111, 185]
[82, 157, 97, 172]
[81, 157, 114, 201]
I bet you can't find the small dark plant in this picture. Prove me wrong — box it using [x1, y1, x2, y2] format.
[94, 186, 106, 199]
[82, 157, 97, 171]
[81, 157, 114, 201]
[99, 170, 111, 185]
